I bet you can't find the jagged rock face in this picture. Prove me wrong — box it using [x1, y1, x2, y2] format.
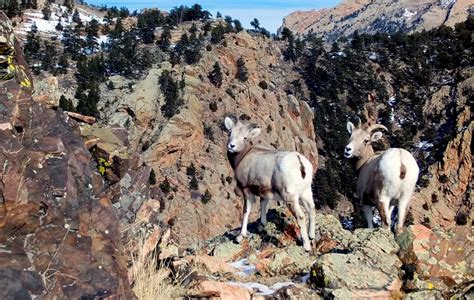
[97, 31, 318, 246]
[0, 13, 134, 299]
[282, 0, 473, 40]
[411, 73, 473, 229]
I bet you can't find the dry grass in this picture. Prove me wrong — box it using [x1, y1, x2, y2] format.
[128, 230, 185, 300]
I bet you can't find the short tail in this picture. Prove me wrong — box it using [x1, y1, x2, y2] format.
[297, 155, 307, 179]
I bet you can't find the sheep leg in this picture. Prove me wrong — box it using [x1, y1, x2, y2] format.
[362, 205, 374, 228]
[377, 196, 391, 228]
[288, 194, 312, 252]
[257, 195, 270, 232]
[301, 188, 316, 240]
[396, 194, 411, 233]
[236, 190, 254, 243]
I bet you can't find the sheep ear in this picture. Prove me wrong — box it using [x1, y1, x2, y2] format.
[248, 126, 261, 138]
[224, 116, 236, 131]
[371, 131, 383, 142]
[347, 122, 355, 134]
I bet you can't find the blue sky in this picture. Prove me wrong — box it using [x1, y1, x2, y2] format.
[86, 0, 341, 32]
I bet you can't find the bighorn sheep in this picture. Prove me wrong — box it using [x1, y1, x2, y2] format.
[224, 116, 316, 251]
[344, 119, 419, 231]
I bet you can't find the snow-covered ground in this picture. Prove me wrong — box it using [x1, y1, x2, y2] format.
[15, 4, 103, 37]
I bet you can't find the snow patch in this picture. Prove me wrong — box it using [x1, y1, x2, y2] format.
[229, 259, 256, 277]
[228, 281, 295, 296]
[388, 96, 397, 106]
[15, 5, 103, 37]
[368, 52, 377, 60]
[403, 9, 417, 20]
[440, 0, 456, 8]
[417, 141, 434, 150]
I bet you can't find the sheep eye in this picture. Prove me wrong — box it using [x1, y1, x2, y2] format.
[363, 139, 369, 144]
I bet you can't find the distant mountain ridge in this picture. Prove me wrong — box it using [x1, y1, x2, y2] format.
[282, 0, 473, 40]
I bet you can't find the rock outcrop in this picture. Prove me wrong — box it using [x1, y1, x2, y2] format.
[282, 0, 473, 40]
[0, 12, 134, 298]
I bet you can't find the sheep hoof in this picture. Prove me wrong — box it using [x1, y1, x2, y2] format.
[309, 232, 316, 240]
[236, 234, 244, 243]
[257, 223, 266, 232]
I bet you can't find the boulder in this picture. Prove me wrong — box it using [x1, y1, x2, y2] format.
[310, 228, 402, 297]
[397, 224, 473, 291]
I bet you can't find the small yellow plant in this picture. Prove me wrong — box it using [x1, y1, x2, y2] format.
[97, 157, 110, 176]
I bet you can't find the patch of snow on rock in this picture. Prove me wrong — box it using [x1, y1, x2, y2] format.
[228, 281, 295, 296]
[229, 259, 256, 277]
[403, 9, 417, 20]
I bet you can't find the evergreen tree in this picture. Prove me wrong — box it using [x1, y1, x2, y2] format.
[41, 41, 57, 71]
[85, 19, 99, 52]
[184, 29, 202, 64]
[57, 54, 69, 74]
[55, 22, 64, 31]
[202, 21, 212, 35]
[24, 25, 41, 62]
[137, 14, 155, 44]
[59, 95, 74, 111]
[224, 16, 233, 33]
[157, 26, 171, 51]
[208, 62, 223, 87]
[236, 57, 248, 82]
[76, 83, 100, 117]
[62, 25, 85, 61]
[211, 23, 225, 44]
[280, 27, 293, 41]
[64, 0, 73, 12]
[159, 70, 183, 118]
[6, 0, 20, 18]
[233, 19, 243, 32]
[250, 18, 260, 30]
[42, 4, 51, 20]
[216, 11, 222, 19]
[72, 9, 81, 24]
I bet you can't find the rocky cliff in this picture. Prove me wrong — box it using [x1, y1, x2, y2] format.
[0, 12, 134, 299]
[92, 29, 318, 247]
[282, 0, 473, 39]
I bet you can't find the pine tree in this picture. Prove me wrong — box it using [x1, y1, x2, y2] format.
[41, 41, 57, 71]
[6, 0, 20, 18]
[184, 29, 202, 64]
[210, 23, 225, 44]
[157, 26, 171, 51]
[72, 9, 81, 24]
[216, 11, 222, 18]
[85, 19, 99, 52]
[57, 54, 69, 74]
[236, 57, 248, 82]
[55, 22, 63, 31]
[234, 19, 243, 32]
[250, 18, 260, 30]
[137, 14, 155, 44]
[59, 95, 74, 111]
[208, 62, 223, 87]
[23, 27, 41, 62]
[224, 16, 233, 33]
[42, 4, 51, 20]
[64, 0, 74, 13]
[159, 70, 183, 118]
[76, 83, 100, 117]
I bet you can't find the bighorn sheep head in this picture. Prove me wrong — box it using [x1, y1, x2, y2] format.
[224, 116, 261, 153]
[344, 119, 388, 158]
